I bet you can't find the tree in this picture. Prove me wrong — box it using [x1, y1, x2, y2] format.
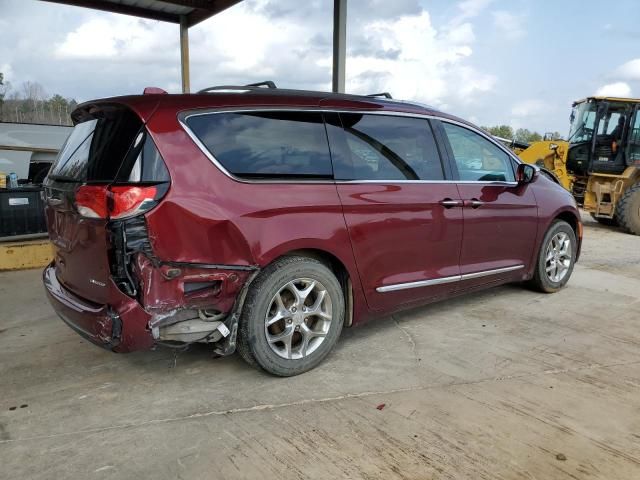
[550, 131, 564, 141]
[483, 124, 553, 144]
[483, 125, 515, 139]
[46, 94, 69, 125]
[515, 128, 542, 144]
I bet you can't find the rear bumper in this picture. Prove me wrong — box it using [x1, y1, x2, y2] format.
[43, 264, 154, 352]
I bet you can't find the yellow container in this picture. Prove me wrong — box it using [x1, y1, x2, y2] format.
[0, 171, 6, 189]
[0, 240, 54, 271]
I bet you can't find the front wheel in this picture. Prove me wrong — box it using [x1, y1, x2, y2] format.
[529, 220, 577, 293]
[237, 256, 345, 376]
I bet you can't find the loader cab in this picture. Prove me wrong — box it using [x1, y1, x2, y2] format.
[566, 97, 640, 176]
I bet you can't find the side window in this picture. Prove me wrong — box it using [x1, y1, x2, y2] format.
[186, 111, 333, 179]
[442, 122, 515, 182]
[326, 113, 445, 181]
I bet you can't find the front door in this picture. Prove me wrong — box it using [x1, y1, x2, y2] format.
[325, 113, 463, 311]
[437, 121, 538, 290]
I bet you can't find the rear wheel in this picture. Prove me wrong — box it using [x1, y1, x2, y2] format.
[615, 183, 640, 235]
[237, 256, 344, 376]
[529, 220, 577, 293]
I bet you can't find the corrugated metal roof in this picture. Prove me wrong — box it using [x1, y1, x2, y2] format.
[40, 0, 243, 27]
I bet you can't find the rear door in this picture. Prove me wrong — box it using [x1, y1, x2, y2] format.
[436, 120, 538, 290]
[44, 106, 146, 303]
[326, 112, 463, 311]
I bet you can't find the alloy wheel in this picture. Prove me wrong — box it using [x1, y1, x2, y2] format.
[544, 232, 572, 283]
[264, 278, 333, 360]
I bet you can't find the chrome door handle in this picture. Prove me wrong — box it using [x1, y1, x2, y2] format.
[439, 199, 463, 208]
[466, 199, 484, 209]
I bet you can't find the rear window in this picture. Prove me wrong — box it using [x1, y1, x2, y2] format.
[49, 106, 167, 183]
[185, 111, 333, 179]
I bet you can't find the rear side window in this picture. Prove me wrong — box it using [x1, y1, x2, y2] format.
[49, 106, 167, 183]
[441, 122, 515, 182]
[185, 111, 333, 179]
[326, 113, 445, 181]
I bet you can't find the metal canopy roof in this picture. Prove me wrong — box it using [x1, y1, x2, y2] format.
[38, 0, 347, 95]
[41, 0, 243, 27]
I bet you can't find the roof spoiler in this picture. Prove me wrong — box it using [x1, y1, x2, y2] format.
[143, 87, 168, 95]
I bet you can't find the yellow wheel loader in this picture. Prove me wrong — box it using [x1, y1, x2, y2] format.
[515, 96, 640, 235]
[517, 138, 572, 190]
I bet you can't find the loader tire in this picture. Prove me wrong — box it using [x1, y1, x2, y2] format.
[615, 183, 640, 235]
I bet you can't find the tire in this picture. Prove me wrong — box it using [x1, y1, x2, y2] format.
[529, 220, 577, 293]
[590, 213, 618, 227]
[615, 183, 640, 235]
[237, 256, 345, 376]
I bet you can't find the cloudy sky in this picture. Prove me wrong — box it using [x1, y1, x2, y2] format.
[1, 0, 640, 133]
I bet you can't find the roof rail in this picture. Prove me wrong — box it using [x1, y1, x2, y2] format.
[197, 80, 277, 94]
[366, 92, 393, 99]
[245, 81, 277, 89]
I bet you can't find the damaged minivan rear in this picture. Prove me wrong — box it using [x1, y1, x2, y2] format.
[43, 100, 248, 356]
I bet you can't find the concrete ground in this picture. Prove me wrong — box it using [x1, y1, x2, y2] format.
[1, 215, 639, 479]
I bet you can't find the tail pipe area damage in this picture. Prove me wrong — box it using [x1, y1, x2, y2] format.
[109, 216, 259, 355]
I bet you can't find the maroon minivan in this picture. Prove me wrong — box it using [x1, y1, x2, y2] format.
[43, 83, 581, 376]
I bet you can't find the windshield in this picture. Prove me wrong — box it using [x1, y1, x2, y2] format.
[568, 101, 597, 143]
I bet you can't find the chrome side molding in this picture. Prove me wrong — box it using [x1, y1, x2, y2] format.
[376, 265, 524, 293]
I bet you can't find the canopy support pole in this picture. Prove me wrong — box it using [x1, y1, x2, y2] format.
[180, 15, 190, 93]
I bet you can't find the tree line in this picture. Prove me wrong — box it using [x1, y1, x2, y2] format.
[0, 72, 77, 126]
[482, 125, 564, 144]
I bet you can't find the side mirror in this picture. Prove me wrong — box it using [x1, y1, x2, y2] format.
[516, 163, 539, 184]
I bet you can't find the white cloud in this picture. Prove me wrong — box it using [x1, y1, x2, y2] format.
[492, 11, 526, 40]
[0, 63, 14, 81]
[346, 11, 495, 105]
[595, 82, 632, 97]
[0, 0, 505, 124]
[453, 0, 494, 25]
[55, 17, 177, 62]
[511, 99, 546, 117]
[48, 0, 497, 109]
[615, 58, 640, 80]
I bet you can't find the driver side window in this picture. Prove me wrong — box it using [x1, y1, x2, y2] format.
[442, 122, 515, 182]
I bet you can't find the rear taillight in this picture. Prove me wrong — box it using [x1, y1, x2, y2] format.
[76, 185, 109, 218]
[110, 186, 157, 219]
[75, 184, 165, 220]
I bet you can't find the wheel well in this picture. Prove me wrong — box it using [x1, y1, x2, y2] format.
[281, 249, 353, 327]
[555, 211, 578, 236]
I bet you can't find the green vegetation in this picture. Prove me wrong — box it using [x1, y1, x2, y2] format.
[482, 125, 564, 144]
[0, 72, 76, 126]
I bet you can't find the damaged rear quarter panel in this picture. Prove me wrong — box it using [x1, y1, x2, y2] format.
[141, 103, 370, 325]
[133, 253, 253, 313]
